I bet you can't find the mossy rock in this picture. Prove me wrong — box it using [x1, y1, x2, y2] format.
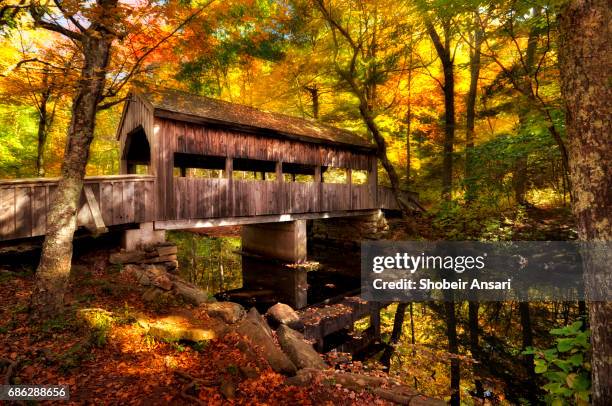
[76, 308, 115, 331]
[147, 314, 227, 343]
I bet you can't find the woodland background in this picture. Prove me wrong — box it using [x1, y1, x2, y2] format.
[0, 0, 608, 405]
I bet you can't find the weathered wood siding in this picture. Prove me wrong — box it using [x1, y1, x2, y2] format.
[171, 178, 379, 220]
[117, 95, 156, 174]
[0, 175, 155, 241]
[154, 117, 378, 220]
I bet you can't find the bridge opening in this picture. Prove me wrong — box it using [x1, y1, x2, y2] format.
[123, 126, 150, 174]
[233, 158, 277, 181]
[173, 153, 226, 178]
[322, 166, 348, 183]
[282, 162, 317, 182]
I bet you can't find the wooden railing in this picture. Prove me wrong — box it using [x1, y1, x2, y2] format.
[172, 178, 378, 220]
[0, 175, 418, 241]
[0, 175, 156, 241]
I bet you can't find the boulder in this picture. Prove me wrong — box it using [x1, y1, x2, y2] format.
[172, 280, 213, 306]
[204, 302, 245, 324]
[142, 287, 173, 304]
[266, 303, 303, 331]
[148, 313, 228, 343]
[236, 308, 296, 376]
[277, 325, 326, 370]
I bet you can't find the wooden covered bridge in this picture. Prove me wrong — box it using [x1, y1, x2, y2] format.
[0, 88, 409, 246]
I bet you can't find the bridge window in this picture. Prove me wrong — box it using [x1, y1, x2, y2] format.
[233, 158, 276, 181]
[173, 153, 227, 178]
[351, 169, 368, 185]
[282, 163, 317, 183]
[323, 166, 348, 184]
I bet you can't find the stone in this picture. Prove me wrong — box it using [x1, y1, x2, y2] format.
[147, 313, 227, 343]
[142, 286, 173, 304]
[172, 280, 212, 306]
[236, 309, 297, 376]
[245, 307, 272, 337]
[266, 303, 303, 331]
[152, 274, 172, 291]
[204, 302, 245, 324]
[277, 325, 326, 370]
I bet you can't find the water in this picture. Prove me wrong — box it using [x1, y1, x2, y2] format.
[167, 230, 361, 308]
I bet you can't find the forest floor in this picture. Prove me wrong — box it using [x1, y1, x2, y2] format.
[0, 205, 575, 404]
[0, 249, 396, 405]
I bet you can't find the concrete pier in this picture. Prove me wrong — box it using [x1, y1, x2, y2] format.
[241, 220, 307, 262]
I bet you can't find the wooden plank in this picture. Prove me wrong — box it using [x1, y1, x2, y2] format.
[133, 181, 145, 223]
[99, 182, 114, 225]
[0, 187, 16, 240]
[112, 182, 124, 224]
[14, 186, 32, 238]
[123, 181, 135, 223]
[144, 180, 155, 221]
[84, 185, 107, 233]
[31, 186, 47, 236]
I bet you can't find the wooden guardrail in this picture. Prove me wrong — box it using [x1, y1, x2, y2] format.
[0, 175, 156, 241]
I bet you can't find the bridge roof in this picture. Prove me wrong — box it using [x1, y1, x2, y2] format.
[135, 88, 375, 151]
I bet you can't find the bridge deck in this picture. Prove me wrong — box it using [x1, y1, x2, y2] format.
[0, 175, 404, 242]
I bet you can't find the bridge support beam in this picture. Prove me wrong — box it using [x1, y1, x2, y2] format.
[241, 220, 307, 263]
[122, 222, 166, 251]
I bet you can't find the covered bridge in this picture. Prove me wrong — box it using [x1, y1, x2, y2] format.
[0, 88, 406, 243]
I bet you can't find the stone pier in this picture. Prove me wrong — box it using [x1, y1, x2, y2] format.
[122, 222, 166, 251]
[240, 220, 308, 309]
[309, 210, 388, 247]
[241, 220, 307, 263]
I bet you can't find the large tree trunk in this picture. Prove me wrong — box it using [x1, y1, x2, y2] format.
[29, 33, 113, 320]
[464, 18, 482, 202]
[426, 19, 455, 201]
[558, 2, 612, 404]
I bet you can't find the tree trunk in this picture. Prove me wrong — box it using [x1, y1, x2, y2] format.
[519, 301, 539, 403]
[305, 85, 319, 119]
[513, 10, 540, 206]
[468, 301, 483, 398]
[445, 301, 460, 406]
[36, 71, 51, 177]
[426, 19, 455, 201]
[558, 2, 612, 404]
[380, 302, 408, 369]
[465, 18, 482, 202]
[29, 33, 114, 320]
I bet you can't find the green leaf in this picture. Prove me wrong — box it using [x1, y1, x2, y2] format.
[553, 359, 572, 373]
[557, 338, 574, 352]
[534, 359, 548, 374]
[570, 374, 590, 391]
[568, 353, 583, 366]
